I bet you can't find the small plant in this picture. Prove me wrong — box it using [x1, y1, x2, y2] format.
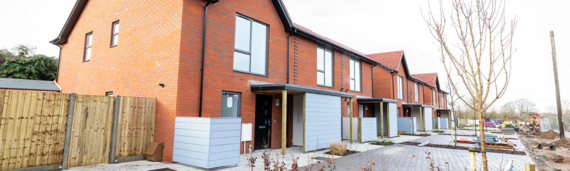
[432, 130, 444, 133]
[370, 140, 394, 146]
[398, 130, 406, 135]
[329, 142, 348, 156]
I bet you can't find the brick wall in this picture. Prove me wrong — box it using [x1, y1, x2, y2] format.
[57, 0, 183, 162]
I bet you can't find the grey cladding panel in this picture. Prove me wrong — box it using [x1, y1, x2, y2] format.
[304, 93, 341, 152]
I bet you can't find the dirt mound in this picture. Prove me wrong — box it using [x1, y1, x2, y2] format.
[550, 138, 570, 148]
[537, 130, 560, 139]
[564, 157, 570, 164]
[552, 155, 565, 163]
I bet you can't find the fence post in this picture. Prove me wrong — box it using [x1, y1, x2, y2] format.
[109, 95, 121, 163]
[61, 93, 76, 170]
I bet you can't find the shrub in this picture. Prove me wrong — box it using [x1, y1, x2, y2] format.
[370, 140, 394, 146]
[432, 130, 444, 133]
[398, 130, 406, 135]
[329, 142, 348, 156]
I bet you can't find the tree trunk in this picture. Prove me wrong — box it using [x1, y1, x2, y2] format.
[478, 110, 488, 171]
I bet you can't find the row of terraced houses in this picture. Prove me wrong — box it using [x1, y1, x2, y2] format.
[50, 0, 451, 168]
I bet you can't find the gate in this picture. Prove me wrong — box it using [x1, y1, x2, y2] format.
[67, 95, 115, 167]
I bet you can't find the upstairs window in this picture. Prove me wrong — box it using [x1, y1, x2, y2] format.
[233, 14, 268, 75]
[349, 58, 361, 91]
[397, 76, 403, 99]
[84, 32, 93, 61]
[317, 47, 333, 87]
[111, 21, 119, 46]
[441, 93, 444, 106]
[415, 82, 419, 102]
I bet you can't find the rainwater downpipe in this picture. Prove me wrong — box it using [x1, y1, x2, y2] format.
[199, 0, 219, 117]
[56, 45, 62, 83]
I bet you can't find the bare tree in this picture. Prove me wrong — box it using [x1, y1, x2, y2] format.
[500, 102, 516, 120]
[514, 99, 536, 118]
[446, 79, 461, 146]
[423, 0, 517, 170]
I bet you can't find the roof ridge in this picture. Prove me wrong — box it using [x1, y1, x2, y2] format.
[366, 50, 404, 56]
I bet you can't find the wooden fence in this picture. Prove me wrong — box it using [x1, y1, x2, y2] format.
[67, 95, 115, 167]
[115, 96, 156, 158]
[0, 91, 156, 170]
[0, 91, 70, 170]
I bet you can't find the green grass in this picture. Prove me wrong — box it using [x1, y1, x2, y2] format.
[432, 130, 444, 133]
[370, 140, 395, 146]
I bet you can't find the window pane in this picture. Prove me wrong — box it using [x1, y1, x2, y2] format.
[113, 23, 119, 34]
[350, 79, 355, 90]
[350, 59, 355, 78]
[233, 51, 250, 71]
[355, 61, 360, 91]
[86, 34, 92, 46]
[234, 17, 251, 52]
[317, 47, 324, 71]
[317, 72, 324, 85]
[324, 50, 332, 86]
[112, 35, 118, 46]
[85, 47, 91, 61]
[221, 93, 240, 117]
[250, 22, 267, 75]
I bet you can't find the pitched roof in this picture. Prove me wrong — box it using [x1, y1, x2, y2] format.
[411, 73, 438, 88]
[367, 51, 404, 71]
[292, 23, 386, 67]
[0, 78, 60, 92]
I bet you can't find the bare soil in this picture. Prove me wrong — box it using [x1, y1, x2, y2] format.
[398, 141, 526, 155]
[537, 130, 561, 139]
[521, 135, 570, 171]
[324, 150, 359, 156]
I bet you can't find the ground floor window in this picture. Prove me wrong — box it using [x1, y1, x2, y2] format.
[221, 91, 241, 117]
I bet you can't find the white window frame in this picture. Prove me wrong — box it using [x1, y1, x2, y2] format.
[317, 46, 333, 87]
[233, 14, 268, 76]
[111, 21, 119, 47]
[350, 58, 361, 91]
[415, 82, 419, 102]
[84, 32, 93, 61]
[397, 76, 403, 99]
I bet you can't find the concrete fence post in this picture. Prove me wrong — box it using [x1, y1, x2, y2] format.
[109, 95, 121, 163]
[61, 93, 76, 170]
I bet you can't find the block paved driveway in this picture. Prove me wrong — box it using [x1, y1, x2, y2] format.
[300, 132, 533, 171]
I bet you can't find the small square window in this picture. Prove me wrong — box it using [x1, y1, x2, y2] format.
[105, 91, 113, 96]
[221, 91, 241, 117]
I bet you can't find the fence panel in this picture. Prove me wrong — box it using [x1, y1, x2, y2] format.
[115, 96, 156, 158]
[67, 95, 115, 168]
[0, 91, 69, 170]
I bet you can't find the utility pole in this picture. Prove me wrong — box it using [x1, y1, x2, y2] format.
[550, 31, 565, 139]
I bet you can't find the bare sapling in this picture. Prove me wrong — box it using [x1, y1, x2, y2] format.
[423, 0, 517, 170]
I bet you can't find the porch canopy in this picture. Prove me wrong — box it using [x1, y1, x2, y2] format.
[357, 97, 398, 138]
[402, 103, 435, 132]
[250, 81, 354, 154]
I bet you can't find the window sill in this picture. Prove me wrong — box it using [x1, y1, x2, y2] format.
[317, 84, 334, 88]
[110, 45, 117, 48]
[83, 60, 90, 63]
[349, 90, 361, 93]
[233, 70, 268, 77]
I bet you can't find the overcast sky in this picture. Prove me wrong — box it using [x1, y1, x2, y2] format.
[0, 0, 568, 112]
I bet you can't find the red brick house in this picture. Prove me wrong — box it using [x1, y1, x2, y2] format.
[50, 0, 395, 163]
[369, 50, 449, 131]
[412, 73, 451, 128]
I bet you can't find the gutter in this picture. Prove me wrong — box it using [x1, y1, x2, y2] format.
[199, 0, 220, 117]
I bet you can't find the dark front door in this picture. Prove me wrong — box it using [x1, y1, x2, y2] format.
[255, 94, 272, 150]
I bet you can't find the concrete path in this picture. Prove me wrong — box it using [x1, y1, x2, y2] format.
[66, 131, 532, 171]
